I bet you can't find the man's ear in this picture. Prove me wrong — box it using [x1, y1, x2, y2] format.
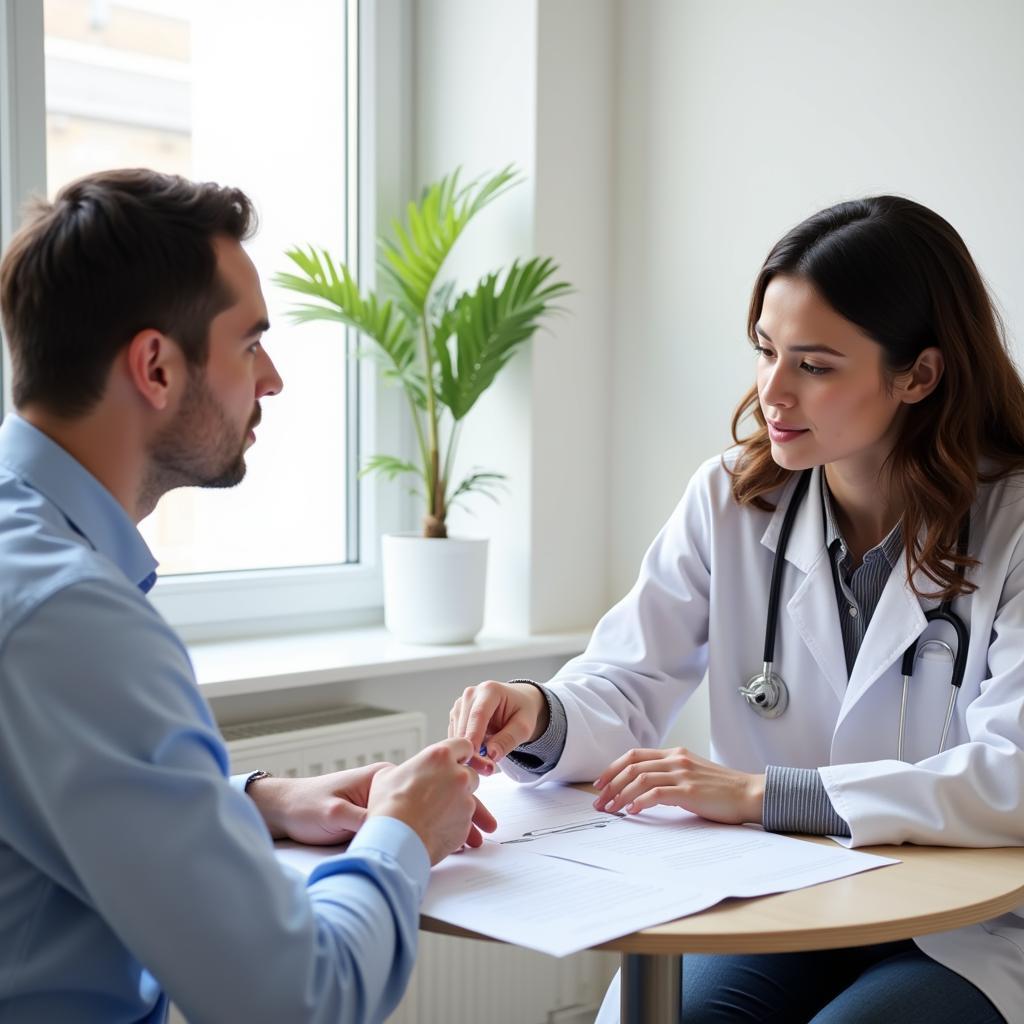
[898, 346, 944, 406]
[123, 330, 185, 411]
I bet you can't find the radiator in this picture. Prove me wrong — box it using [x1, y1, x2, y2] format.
[222, 704, 427, 777]
[168, 706, 615, 1024]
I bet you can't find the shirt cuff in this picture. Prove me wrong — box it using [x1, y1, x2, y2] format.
[309, 816, 431, 898]
[505, 681, 567, 775]
[229, 773, 250, 794]
[762, 765, 851, 837]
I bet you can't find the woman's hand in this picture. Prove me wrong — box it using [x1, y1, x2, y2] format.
[246, 762, 390, 844]
[448, 680, 549, 771]
[592, 747, 766, 825]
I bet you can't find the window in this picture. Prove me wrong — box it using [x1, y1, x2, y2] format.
[44, 0, 356, 575]
[1, 0, 410, 637]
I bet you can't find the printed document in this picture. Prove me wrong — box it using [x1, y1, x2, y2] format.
[275, 773, 896, 957]
[421, 843, 713, 956]
[482, 773, 892, 898]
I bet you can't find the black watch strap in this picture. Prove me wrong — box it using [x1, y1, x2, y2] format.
[243, 769, 274, 791]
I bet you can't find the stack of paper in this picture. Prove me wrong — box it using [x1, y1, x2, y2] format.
[276, 773, 897, 957]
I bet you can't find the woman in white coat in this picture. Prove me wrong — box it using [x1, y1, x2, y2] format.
[449, 196, 1024, 1023]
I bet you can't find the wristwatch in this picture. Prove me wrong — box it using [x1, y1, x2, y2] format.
[243, 769, 274, 791]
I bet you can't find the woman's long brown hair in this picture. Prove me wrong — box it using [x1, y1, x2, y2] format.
[728, 196, 1024, 601]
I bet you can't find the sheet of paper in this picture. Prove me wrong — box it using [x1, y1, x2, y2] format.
[480, 773, 896, 900]
[524, 804, 896, 897]
[273, 837, 715, 957]
[483, 771, 632, 845]
[420, 842, 715, 957]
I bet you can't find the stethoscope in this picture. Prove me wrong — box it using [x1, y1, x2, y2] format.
[738, 468, 970, 759]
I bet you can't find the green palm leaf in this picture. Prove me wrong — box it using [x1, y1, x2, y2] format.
[360, 454, 425, 484]
[379, 165, 520, 316]
[436, 257, 572, 420]
[447, 469, 507, 510]
[274, 247, 416, 374]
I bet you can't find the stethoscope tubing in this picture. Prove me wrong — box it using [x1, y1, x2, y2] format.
[744, 467, 970, 760]
[762, 469, 813, 668]
[898, 639, 960, 760]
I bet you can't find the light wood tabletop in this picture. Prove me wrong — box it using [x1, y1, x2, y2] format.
[420, 838, 1024, 957]
[592, 838, 1024, 956]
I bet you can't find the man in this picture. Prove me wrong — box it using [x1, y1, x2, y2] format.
[0, 168, 494, 1023]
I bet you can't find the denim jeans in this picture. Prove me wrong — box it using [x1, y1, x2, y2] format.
[681, 940, 1004, 1023]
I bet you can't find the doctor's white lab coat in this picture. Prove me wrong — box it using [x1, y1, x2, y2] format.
[502, 456, 1024, 1022]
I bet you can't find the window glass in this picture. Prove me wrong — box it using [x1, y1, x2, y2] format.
[43, 0, 352, 574]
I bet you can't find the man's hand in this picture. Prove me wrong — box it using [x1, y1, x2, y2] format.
[368, 738, 497, 865]
[448, 680, 549, 771]
[246, 762, 391, 845]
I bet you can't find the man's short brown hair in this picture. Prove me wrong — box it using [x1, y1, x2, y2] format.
[0, 168, 256, 416]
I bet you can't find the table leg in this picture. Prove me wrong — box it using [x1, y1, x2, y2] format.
[620, 951, 683, 1023]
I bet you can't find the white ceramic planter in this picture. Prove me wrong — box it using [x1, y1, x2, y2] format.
[381, 534, 489, 644]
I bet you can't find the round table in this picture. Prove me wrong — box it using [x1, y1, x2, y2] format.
[422, 839, 1024, 1023]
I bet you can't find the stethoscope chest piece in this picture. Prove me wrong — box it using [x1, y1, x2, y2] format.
[739, 664, 789, 719]
[739, 468, 970, 759]
[737, 468, 811, 722]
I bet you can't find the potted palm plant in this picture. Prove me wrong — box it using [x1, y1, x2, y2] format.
[275, 166, 571, 643]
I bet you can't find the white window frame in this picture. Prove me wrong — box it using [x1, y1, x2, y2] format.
[0, 0, 46, 413]
[0, 0, 415, 641]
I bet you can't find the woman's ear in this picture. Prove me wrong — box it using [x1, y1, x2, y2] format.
[899, 346, 944, 405]
[123, 329, 185, 411]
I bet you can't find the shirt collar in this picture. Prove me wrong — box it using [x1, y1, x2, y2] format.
[820, 469, 902, 569]
[0, 413, 158, 590]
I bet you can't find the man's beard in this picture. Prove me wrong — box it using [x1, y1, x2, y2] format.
[145, 371, 258, 506]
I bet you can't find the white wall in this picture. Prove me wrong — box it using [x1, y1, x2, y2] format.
[530, 0, 615, 633]
[413, 0, 614, 637]
[611, 0, 1024, 593]
[611, 0, 1024, 751]
[413, 0, 538, 638]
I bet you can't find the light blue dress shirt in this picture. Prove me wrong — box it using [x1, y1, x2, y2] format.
[0, 414, 430, 1024]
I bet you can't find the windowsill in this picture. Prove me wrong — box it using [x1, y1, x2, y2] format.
[189, 627, 591, 698]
